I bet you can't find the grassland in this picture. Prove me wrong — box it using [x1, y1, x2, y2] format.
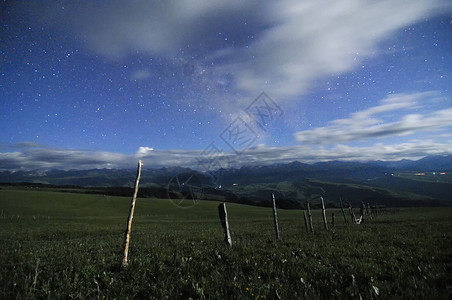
[0, 188, 451, 299]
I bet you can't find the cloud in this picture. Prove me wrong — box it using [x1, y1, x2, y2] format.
[231, 140, 452, 164]
[136, 147, 154, 156]
[0, 145, 200, 171]
[213, 0, 451, 99]
[33, 0, 260, 57]
[130, 70, 151, 81]
[0, 147, 131, 170]
[294, 92, 452, 144]
[21, 0, 451, 101]
[2, 139, 452, 171]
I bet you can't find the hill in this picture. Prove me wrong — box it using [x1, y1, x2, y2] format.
[1, 155, 451, 207]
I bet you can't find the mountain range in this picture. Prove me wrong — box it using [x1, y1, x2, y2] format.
[1, 155, 451, 208]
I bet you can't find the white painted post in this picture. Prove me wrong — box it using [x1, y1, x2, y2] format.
[122, 160, 143, 267]
[321, 197, 328, 231]
[218, 203, 232, 247]
[272, 193, 280, 240]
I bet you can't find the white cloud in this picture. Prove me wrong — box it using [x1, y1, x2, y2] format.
[216, 0, 451, 99]
[294, 92, 452, 144]
[0, 147, 130, 171]
[130, 70, 151, 81]
[22, 0, 451, 101]
[2, 140, 452, 171]
[46, 0, 259, 57]
[136, 146, 154, 156]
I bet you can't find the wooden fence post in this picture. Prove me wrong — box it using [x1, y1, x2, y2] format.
[122, 160, 143, 268]
[340, 199, 348, 224]
[348, 202, 356, 224]
[367, 203, 373, 220]
[306, 201, 314, 234]
[375, 203, 378, 218]
[271, 193, 280, 240]
[218, 203, 232, 247]
[332, 212, 335, 228]
[303, 211, 310, 233]
[320, 197, 328, 231]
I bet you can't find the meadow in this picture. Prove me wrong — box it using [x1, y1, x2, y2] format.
[0, 188, 451, 299]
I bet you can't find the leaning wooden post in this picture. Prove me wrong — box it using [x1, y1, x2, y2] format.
[218, 203, 232, 247]
[306, 201, 314, 234]
[303, 210, 310, 233]
[320, 197, 328, 231]
[122, 160, 143, 268]
[271, 193, 281, 240]
[340, 199, 348, 224]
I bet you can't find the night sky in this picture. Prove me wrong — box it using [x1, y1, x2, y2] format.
[1, 0, 451, 170]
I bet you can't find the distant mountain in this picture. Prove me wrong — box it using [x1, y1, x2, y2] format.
[406, 155, 452, 171]
[1, 155, 451, 207]
[369, 159, 415, 169]
[0, 167, 196, 187]
[369, 155, 452, 171]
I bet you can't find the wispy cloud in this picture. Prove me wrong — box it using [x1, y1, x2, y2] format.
[294, 92, 452, 144]
[130, 70, 151, 81]
[220, 0, 450, 99]
[0, 147, 130, 171]
[21, 0, 451, 101]
[2, 138, 452, 171]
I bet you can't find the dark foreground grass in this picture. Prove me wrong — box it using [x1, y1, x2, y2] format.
[0, 188, 451, 299]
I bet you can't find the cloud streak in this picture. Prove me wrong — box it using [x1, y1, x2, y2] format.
[2, 139, 452, 171]
[21, 0, 452, 101]
[295, 92, 452, 144]
[2, 90, 451, 171]
[221, 0, 450, 99]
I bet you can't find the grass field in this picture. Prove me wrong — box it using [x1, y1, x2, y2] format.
[0, 188, 451, 299]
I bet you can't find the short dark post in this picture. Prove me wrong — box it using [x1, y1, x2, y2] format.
[331, 212, 335, 228]
[272, 193, 280, 240]
[218, 203, 232, 247]
[375, 203, 378, 217]
[348, 202, 356, 224]
[303, 210, 309, 233]
[340, 199, 348, 224]
[306, 201, 314, 234]
[321, 197, 328, 231]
